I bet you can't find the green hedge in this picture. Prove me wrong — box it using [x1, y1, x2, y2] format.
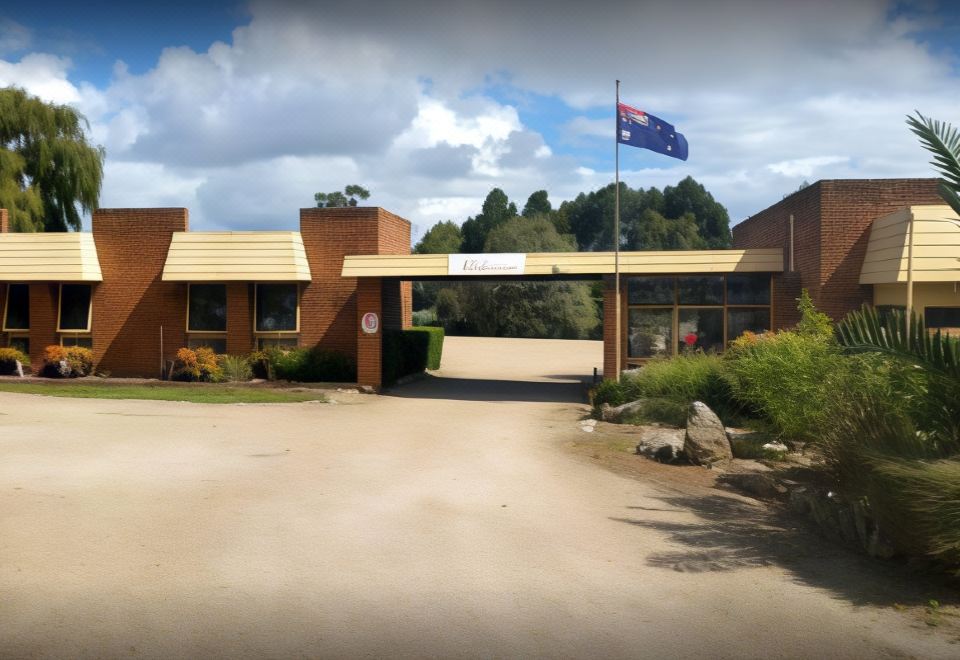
[382, 327, 445, 385]
[263, 346, 356, 382]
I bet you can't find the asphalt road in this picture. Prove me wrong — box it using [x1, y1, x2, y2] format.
[0, 337, 956, 658]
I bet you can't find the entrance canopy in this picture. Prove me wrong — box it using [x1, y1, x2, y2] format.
[860, 205, 960, 284]
[342, 248, 783, 279]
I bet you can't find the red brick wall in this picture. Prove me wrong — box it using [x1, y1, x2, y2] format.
[225, 282, 254, 354]
[92, 208, 189, 377]
[733, 178, 941, 327]
[602, 277, 619, 379]
[27, 283, 58, 371]
[299, 207, 411, 386]
[0, 208, 8, 233]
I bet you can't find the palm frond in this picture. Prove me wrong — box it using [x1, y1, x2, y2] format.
[907, 112, 960, 216]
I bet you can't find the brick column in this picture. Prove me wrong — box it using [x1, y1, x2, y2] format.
[28, 283, 58, 373]
[225, 282, 253, 354]
[356, 277, 382, 389]
[0, 208, 8, 233]
[602, 276, 621, 380]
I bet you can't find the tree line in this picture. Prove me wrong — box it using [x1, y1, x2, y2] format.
[414, 177, 731, 339]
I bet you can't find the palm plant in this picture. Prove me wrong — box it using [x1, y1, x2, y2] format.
[906, 111, 960, 216]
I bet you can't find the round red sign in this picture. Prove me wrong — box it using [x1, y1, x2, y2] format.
[361, 312, 379, 334]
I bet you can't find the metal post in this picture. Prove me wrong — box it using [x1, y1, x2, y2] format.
[614, 79, 621, 382]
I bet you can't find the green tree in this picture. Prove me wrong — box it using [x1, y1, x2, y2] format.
[522, 189, 552, 217]
[623, 209, 706, 251]
[414, 220, 462, 254]
[314, 184, 370, 208]
[0, 86, 104, 232]
[452, 216, 599, 339]
[662, 176, 731, 247]
[460, 188, 518, 252]
[434, 288, 461, 328]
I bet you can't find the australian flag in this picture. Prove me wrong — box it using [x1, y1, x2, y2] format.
[617, 103, 688, 161]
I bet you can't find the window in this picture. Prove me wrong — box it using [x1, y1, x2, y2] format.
[188, 337, 227, 354]
[61, 335, 93, 349]
[727, 308, 771, 340]
[677, 276, 723, 305]
[925, 307, 960, 330]
[255, 284, 299, 333]
[678, 308, 724, 353]
[3, 284, 29, 331]
[188, 284, 227, 332]
[58, 284, 92, 332]
[8, 336, 28, 355]
[628, 277, 674, 305]
[726, 274, 771, 305]
[628, 308, 673, 358]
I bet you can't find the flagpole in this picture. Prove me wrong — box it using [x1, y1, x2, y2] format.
[614, 79, 621, 382]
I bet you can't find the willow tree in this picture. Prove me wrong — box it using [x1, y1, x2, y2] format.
[0, 87, 104, 231]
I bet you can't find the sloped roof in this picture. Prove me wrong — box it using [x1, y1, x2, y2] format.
[0, 232, 102, 281]
[860, 205, 960, 284]
[162, 231, 311, 281]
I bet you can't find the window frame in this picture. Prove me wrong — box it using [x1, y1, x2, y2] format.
[253, 283, 301, 335]
[924, 306, 960, 330]
[186, 282, 228, 335]
[56, 283, 93, 333]
[2, 283, 30, 332]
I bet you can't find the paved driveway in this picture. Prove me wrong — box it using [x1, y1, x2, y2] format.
[0, 337, 956, 658]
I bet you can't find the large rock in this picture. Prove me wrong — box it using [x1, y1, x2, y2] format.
[635, 428, 685, 463]
[684, 401, 732, 465]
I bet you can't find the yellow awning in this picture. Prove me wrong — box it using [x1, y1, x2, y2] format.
[341, 249, 783, 278]
[162, 231, 312, 282]
[860, 205, 960, 284]
[0, 232, 102, 281]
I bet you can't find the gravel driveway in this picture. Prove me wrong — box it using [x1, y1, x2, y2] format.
[0, 337, 956, 658]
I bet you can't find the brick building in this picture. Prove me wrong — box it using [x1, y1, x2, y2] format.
[1, 178, 958, 387]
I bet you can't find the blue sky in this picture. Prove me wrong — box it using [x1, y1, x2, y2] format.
[1, 0, 959, 239]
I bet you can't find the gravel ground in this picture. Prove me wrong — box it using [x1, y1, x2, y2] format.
[0, 336, 957, 658]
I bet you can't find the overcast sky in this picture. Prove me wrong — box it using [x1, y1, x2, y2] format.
[1, 0, 958, 240]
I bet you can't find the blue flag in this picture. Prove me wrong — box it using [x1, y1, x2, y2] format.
[617, 103, 688, 161]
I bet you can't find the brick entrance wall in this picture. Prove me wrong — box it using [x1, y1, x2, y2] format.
[733, 179, 941, 327]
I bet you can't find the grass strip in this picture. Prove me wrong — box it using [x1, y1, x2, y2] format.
[0, 383, 325, 404]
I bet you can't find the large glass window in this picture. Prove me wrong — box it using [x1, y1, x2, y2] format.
[255, 284, 298, 333]
[3, 283, 29, 330]
[925, 307, 960, 330]
[726, 274, 771, 305]
[628, 277, 674, 305]
[628, 308, 673, 358]
[678, 308, 724, 353]
[187, 337, 227, 354]
[58, 284, 92, 332]
[727, 308, 771, 340]
[188, 284, 227, 332]
[677, 276, 723, 305]
[8, 336, 29, 355]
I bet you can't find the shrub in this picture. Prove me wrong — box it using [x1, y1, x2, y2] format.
[41, 345, 94, 378]
[172, 347, 222, 382]
[412, 309, 438, 327]
[218, 354, 253, 382]
[268, 346, 356, 382]
[0, 347, 27, 375]
[592, 352, 742, 425]
[382, 328, 445, 385]
[411, 326, 444, 370]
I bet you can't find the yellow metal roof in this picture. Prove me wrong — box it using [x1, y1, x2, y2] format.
[0, 232, 102, 281]
[860, 205, 960, 284]
[162, 231, 312, 282]
[341, 249, 783, 278]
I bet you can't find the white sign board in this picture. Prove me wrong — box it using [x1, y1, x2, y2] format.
[361, 312, 379, 334]
[447, 253, 526, 276]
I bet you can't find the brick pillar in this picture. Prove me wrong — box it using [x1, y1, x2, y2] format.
[0, 208, 8, 233]
[401, 280, 413, 328]
[28, 283, 58, 373]
[225, 282, 253, 354]
[92, 208, 189, 377]
[356, 277, 382, 389]
[602, 276, 621, 380]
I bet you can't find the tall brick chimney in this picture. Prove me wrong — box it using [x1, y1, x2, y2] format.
[0, 208, 8, 233]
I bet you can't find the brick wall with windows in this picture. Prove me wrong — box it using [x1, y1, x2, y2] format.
[732, 178, 941, 328]
[91, 208, 189, 377]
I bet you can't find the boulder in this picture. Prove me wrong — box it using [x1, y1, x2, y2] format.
[600, 399, 648, 423]
[635, 428, 685, 463]
[684, 401, 732, 465]
[720, 472, 787, 500]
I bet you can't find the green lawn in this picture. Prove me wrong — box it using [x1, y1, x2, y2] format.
[0, 382, 326, 404]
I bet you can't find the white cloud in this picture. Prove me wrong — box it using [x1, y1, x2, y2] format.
[0, 52, 80, 103]
[768, 156, 850, 178]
